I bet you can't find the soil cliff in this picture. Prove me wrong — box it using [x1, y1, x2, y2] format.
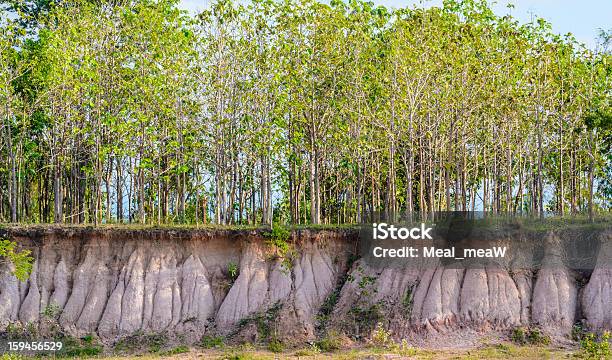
[0, 226, 610, 347]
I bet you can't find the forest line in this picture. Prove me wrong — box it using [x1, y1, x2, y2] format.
[0, 0, 610, 225]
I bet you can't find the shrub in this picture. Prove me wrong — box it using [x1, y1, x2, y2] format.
[511, 327, 550, 346]
[511, 327, 527, 344]
[348, 303, 383, 335]
[370, 322, 394, 348]
[315, 331, 342, 352]
[221, 353, 255, 360]
[113, 333, 167, 353]
[59, 335, 103, 357]
[527, 328, 551, 345]
[386, 339, 418, 357]
[201, 335, 225, 349]
[402, 287, 414, 314]
[267, 338, 284, 353]
[41, 303, 62, 320]
[1, 355, 26, 360]
[264, 224, 294, 269]
[316, 289, 340, 327]
[294, 344, 321, 356]
[0, 238, 34, 281]
[227, 262, 239, 280]
[5, 322, 37, 340]
[573, 323, 586, 341]
[162, 345, 190, 355]
[581, 332, 611, 359]
[237, 302, 282, 341]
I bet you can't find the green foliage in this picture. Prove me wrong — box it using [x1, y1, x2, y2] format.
[1, 0, 610, 227]
[219, 353, 256, 360]
[402, 286, 414, 314]
[113, 333, 167, 354]
[294, 344, 322, 356]
[0, 355, 27, 360]
[264, 224, 291, 252]
[527, 328, 551, 345]
[317, 289, 340, 326]
[58, 334, 102, 357]
[511, 327, 527, 344]
[227, 261, 239, 281]
[41, 303, 62, 320]
[315, 330, 342, 352]
[161, 345, 190, 355]
[347, 303, 384, 336]
[511, 327, 551, 346]
[264, 224, 294, 270]
[0, 238, 33, 281]
[200, 335, 225, 349]
[5, 322, 38, 340]
[237, 302, 282, 342]
[370, 322, 394, 348]
[573, 323, 586, 341]
[267, 337, 284, 353]
[581, 332, 611, 359]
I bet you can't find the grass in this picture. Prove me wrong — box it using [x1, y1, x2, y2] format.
[81, 344, 576, 359]
[0, 222, 361, 230]
[3, 213, 609, 232]
[0, 341, 574, 359]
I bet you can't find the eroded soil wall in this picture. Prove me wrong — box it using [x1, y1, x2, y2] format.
[0, 227, 610, 346]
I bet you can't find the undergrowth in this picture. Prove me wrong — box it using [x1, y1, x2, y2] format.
[511, 327, 551, 346]
[580, 331, 610, 359]
[264, 224, 295, 271]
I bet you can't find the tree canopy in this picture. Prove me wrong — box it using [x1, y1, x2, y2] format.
[0, 0, 610, 225]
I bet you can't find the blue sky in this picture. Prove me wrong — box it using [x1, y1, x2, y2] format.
[179, 0, 611, 49]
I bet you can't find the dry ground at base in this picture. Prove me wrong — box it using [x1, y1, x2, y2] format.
[69, 344, 583, 360]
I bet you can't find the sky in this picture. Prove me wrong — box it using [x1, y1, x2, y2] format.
[179, 0, 611, 49]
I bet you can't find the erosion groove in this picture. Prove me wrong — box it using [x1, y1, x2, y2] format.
[0, 227, 610, 346]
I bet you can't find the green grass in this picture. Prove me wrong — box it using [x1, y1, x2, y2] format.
[51, 343, 577, 359]
[200, 335, 225, 349]
[0, 222, 361, 232]
[160, 345, 189, 355]
[2, 213, 609, 232]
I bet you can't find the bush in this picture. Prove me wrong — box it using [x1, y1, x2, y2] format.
[59, 335, 103, 357]
[573, 323, 586, 341]
[388, 339, 418, 357]
[315, 331, 342, 352]
[237, 302, 282, 341]
[201, 335, 225, 349]
[41, 303, 62, 320]
[511, 327, 550, 346]
[294, 344, 321, 356]
[162, 345, 190, 355]
[370, 322, 394, 348]
[581, 332, 611, 359]
[511, 327, 527, 344]
[227, 262, 239, 280]
[1, 355, 27, 360]
[267, 338, 284, 353]
[527, 328, 551, 345]
[316, 290, 340, 327]
[402, 287, 414, 314]
[220, 353, 255, 360]
[113, 333, 167, 353]
[5, 322, 37, 340]
[264, 224, 294, 269]
[0, 238, 34, 281]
